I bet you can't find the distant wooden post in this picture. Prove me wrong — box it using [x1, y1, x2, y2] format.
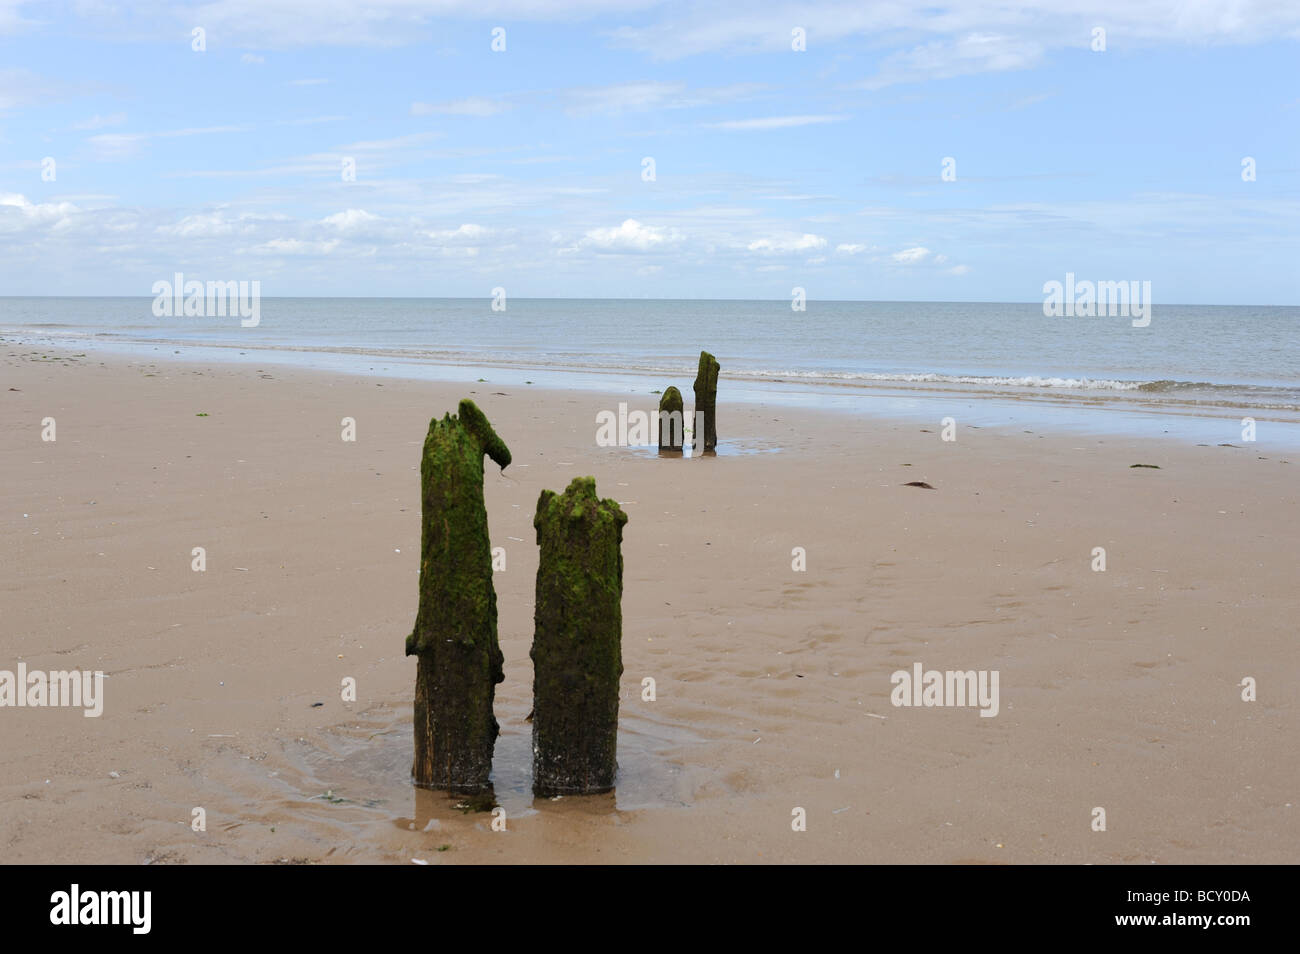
[658, 386, 684, 451]
[531, 477, 628, 796]
[693, 350, 719, 451]
[405, 399, 510, 794]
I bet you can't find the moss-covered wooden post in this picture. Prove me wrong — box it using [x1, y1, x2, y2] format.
[531, 477, 628, 796]
[404, 399, 511, 793]
[658, 386, 684, 452]
[693, 350, 720, 451]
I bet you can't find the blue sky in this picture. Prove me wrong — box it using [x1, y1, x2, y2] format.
[1, 1, 1297, 302]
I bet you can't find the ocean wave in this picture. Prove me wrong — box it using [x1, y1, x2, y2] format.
[5, 327, 1298, 410]
[1139, 378, 1222, 392]
[736, 369, 1147, 390]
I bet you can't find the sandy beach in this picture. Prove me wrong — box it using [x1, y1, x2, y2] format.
[1, 345, 1296, 864]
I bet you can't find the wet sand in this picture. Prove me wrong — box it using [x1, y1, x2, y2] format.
[1, 346, 1296, 863]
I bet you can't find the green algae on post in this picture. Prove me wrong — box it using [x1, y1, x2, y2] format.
[658, 386, 684, 451]
[693, 350, 720, 451]
[531, 477, 628, 796]
[405, 399, 510, 794]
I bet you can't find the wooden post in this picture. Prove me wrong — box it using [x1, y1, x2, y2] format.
[531, 477, 628, 796]
[658, 386, 684, 451]
[405, 399, 510, 794]
[693, 350, 720, 451]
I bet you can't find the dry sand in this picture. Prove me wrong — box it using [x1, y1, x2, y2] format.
[1, 346, 1296, 863]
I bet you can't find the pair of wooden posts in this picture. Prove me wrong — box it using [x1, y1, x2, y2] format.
[658, 351, 720, 453]
[404, 399, 627, 797]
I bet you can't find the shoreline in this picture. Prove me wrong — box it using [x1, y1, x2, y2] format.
[7, 334, 1300, 449]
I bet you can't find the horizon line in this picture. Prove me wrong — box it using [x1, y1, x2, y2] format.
[1, 296, 1295, 308]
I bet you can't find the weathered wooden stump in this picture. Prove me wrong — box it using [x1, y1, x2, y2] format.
[531, 477, 628, 796]
[405, 399, 510, 793]
[693, 350, 720, 451]
[658, 386, 684, 451]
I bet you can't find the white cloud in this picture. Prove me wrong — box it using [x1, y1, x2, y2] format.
[3, 183, 1292, 299]
[426, 223, 491, 242]
[241, 53, 265, 64]
[709, 114, 847, 131]
[0, 192, 80, 229]
[408, 81, 764, 120]
[37, 1, 1300, 70]
[609, 1, 1300, 64]
[563, 81, 762, 116]
[161, 212, 236, 237]
[891, 246, 931, 264]
[247, 238, 341, 255]
[159, 1, 668, 47]
[582, 218, 679, 251]
[159, 209, 283, 237]
[322, 209, 383, 231]
[860, 33, 1043, 90]
[411, 97, 511, 117]
[748, 233, 827, 253]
